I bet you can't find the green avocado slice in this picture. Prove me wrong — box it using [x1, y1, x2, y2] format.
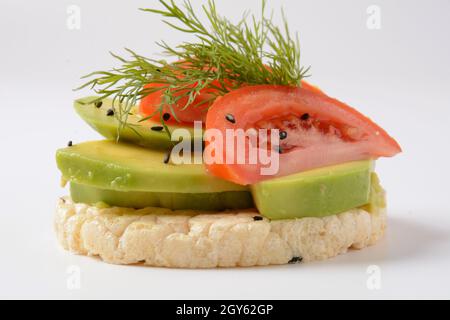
[74, 96, 201, 150]
[70, 182, 253, 211]
[250, 160, 374, 219]
[362, 172, 386, 213]
[56, 140, 248, 193]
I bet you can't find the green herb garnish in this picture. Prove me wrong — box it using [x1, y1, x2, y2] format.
[76, 0, 310, 137]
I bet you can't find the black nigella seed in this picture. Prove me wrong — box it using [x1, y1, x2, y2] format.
[275, 146, 283, 154]
[163, 113, 171, 121]
[279, 130, 288, 140]
[94, 101, 103, 108]
[201, 140, 206, 152]
[253, 216, 263, 221]
[288, 256, 303, 264]
[151, 126, 164, 132]
[300, 113, 310, 121]
[67, 141, 73, 147]
[106, 108, 115, 116]
[163, 148, 172, 164]
[225, 113, 236, 124]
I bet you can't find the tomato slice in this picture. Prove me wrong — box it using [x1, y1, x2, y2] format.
[205, 85, 401, 185]
[139, 82, 218, 124]
[139, 80, 316, 125]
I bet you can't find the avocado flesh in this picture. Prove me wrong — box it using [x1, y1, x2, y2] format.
[74, 97, 201, 150]
[70, 182, 253, 210]
[250, 160, 373, 220]
[362, 172, 386, 213]
[56, 140, 248, 193]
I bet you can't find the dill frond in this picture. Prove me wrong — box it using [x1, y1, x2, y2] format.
[76, 0, 310, 135]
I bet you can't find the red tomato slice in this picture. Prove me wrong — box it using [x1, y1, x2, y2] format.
[205, 85, 401, 185]
[139, 82, 218, 124]
[139, 80, 317, 124]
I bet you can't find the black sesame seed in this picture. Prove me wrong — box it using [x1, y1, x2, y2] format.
[163, 148, 172, 164]
[253, 216, 263, 221]
[201, 140, 206, 152]
[67, 141, 73, 147]
[275, 146, 283, 154]
[156, 68, 161, 72]
[163, 113, 171, 121]
[288, 256, 303, 264]
[151, 126, 164, 132]
[225, 113, 236, 124]
[279, 130, 288, 140]
[300, 113, 310, 121]
[94, 101, 103, 108]
[106, 108, 115, 116]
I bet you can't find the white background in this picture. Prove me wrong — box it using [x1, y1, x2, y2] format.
[0, 0, 449, 299]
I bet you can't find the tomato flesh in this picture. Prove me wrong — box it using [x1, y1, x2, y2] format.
[139, 82, 217, 124]
[205, 85, 401, 185]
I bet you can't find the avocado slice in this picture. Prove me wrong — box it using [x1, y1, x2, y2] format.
[56, 140, 248, 193]
[250, 161, 373, 219]
[362, 172, 386, 213]
[74, 97, 201, 150]
[70, 182, 253, 210]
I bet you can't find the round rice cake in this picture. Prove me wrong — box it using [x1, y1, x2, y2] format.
[54, 197, 386, 268]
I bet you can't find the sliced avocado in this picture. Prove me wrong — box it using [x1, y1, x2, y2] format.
[250, 161, 373, 220]
[70, 182, 253, 210]
[56, 140, 248, 193]
[362, 172, 386, 213]
[74, 97, 201, 150]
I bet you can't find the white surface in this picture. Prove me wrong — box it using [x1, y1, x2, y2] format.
[1, 0, 449, 299]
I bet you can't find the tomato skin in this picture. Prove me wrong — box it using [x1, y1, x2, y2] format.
[139, 83, 216, 124]
[205, 85, 401, 185]
[300, 81, 324, 95]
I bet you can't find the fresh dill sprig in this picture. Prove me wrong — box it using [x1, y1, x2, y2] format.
[76, 0, 310, 136]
